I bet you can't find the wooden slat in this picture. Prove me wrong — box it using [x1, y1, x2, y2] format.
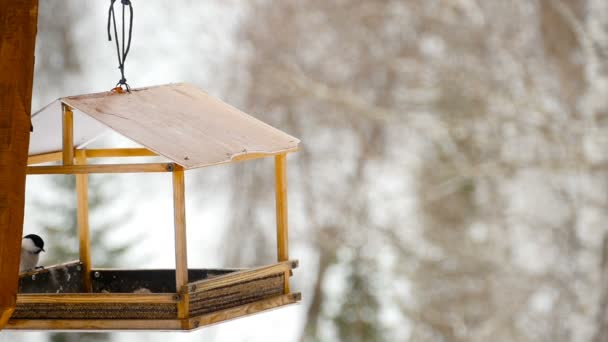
[75, 150, 92, 292]
[0, 0, 38, 330]
[84, 148, 158, 158]
[16, 293, 178, 304]
[5, 318, 183, 331]
[62, 104, 74, 165]
[187, 260, 298, 294]
[275, 153, 290, 293]
[28, 151, 62, 164]
[172, 167, 189, 319]
[188, 293, 301, 330]
[27, 163, 174, 174]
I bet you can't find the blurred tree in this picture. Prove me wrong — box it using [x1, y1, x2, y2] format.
[33, 0, 84, 108]
[331, 250, 383, 342]
[222, 1, 406, 341]
[226, 0, 608, 341]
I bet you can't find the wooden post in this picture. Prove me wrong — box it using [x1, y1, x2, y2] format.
[274, 153, 290, 293]
[62, 104, 74, 165]
[75, 150, 92, 292]
[172, 167, 189, 319]
[0, 0, 39, 330]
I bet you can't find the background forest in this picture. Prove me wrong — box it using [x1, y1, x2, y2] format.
[2, 1, 608, 341]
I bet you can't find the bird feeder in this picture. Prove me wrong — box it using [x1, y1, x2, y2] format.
[4, 83, 300, 331]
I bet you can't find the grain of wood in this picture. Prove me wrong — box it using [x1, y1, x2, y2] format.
[60, 83, 300, 169]
[0, 0, 39, 330]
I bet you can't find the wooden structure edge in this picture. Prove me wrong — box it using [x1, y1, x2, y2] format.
[27, 148, 298, 166]
[6, 293, 300, 331]
[185, 260, 299, 293]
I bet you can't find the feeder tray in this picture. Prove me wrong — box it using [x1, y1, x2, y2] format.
[3, 83, 300, 331]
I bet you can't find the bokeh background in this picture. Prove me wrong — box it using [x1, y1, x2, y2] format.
[2, 0, 608, 341]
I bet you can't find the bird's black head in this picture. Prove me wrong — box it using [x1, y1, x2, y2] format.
[24, 234, 45, 253]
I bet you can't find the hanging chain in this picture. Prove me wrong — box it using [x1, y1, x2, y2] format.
[107, 0, 134, 92]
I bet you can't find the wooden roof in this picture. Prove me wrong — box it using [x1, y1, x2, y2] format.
[30, 83, 299, 169]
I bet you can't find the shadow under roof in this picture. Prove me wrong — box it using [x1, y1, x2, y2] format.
[30, 83, 299, 169]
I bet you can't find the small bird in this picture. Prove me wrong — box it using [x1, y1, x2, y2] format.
[20, 234, 45, 273]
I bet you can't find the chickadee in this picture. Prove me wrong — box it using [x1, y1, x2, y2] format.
[20, 234, 45, 273]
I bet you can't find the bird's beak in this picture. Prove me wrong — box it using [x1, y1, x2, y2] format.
[41, 248, 45, 252]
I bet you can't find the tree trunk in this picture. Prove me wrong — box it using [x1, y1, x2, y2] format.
[0, 0, 39, 330]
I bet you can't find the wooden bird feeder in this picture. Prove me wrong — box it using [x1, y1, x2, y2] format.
[5, 83, 300, 331]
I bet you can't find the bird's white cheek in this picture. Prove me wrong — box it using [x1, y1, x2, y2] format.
[19, 250, 40, 272]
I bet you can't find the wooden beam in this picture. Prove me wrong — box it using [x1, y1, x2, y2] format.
[172, 167, 189, 318]
[84, 148, 157, 158]
[274, 153, 290, 293]
[16, 293, 178, 305]
[187, 260, 298, 293]
[27, 149, 158, 165]
[62, 104, 74, 165]
[27, 163, 175, 174]
[17, 293, 177, 304]
[0, 0, 39, 330]
[75, 150, 92, 292]
[27, 151, 62, 165]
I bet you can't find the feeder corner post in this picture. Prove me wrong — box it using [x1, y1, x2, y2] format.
[0, 0, 39, 330]
[172, 165, 189, 320]
[274, 153, 290, 294]
[75, 149, 92, 292]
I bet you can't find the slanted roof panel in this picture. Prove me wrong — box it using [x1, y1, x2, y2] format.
[61, 83, 299, 169]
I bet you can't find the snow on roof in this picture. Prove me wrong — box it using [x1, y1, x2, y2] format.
[30, 83, 299, 169]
